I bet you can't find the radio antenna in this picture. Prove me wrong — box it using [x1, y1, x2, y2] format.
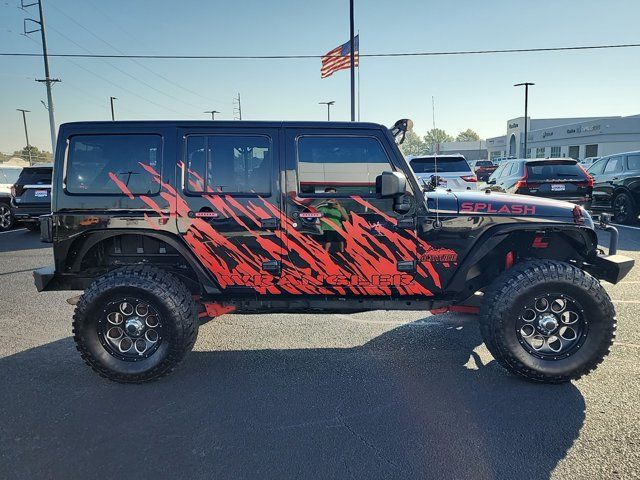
[432, 95, 441, 228]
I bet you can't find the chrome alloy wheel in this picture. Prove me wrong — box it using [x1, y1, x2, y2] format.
[98, 298, 164, 361]
[0, 204, 12, 230]
[516, 294, 587, 359]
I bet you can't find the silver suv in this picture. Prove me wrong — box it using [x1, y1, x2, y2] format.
[408, 154, 477, 190]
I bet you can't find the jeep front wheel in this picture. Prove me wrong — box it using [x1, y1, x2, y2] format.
[479, 260, 616, 383]
[73, 266, 198, 383]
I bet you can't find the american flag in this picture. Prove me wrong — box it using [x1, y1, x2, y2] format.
[321, 35, 359, 79]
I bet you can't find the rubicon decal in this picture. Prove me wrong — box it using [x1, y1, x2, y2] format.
[460, 202, 537, 215]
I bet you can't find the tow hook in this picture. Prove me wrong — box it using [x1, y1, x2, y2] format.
[596, 213, 619, 255]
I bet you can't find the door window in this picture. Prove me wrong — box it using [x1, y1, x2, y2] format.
[627, 154, 640, 171]
[296, 136, 391, 195]
[603, 156, 623, 174]
[185, 135, 271, 194]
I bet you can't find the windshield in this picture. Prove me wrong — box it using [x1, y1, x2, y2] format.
[410, 157, 471, 174]
[16, 167, 52, 185]
[525, 161, 584, 180]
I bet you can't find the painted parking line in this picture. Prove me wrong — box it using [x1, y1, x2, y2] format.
[612, 300, 640, 304]
[0, 228, 27, 235]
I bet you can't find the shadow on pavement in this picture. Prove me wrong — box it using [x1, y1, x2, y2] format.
[0, 319, 584, 480]
[0, 229, 48, 253]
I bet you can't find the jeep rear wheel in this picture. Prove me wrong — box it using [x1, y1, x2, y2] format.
[479, 260, 615, 383]
[73, 266, 198, 383]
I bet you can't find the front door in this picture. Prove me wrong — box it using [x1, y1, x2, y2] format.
[176, 127, 285, 295]
[280, 128, 424, 296]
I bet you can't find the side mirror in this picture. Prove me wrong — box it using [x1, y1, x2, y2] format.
[376, 171, 406, 198]
[487, 178, 496, 185]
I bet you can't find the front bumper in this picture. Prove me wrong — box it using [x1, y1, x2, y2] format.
[587, 254, 634, 284]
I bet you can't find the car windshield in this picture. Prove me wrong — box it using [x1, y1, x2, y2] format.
[410, 157, 471, 174]
[0, 167, 22, 184]
[525, 161, 583, 180]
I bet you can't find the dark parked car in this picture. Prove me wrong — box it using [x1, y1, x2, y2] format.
[473, 159, 497, 181]
[33, 119, 632, 384]
[587, 151, 640, 224]
[10, 165, 53, 231]
[487, 158, 593, 205]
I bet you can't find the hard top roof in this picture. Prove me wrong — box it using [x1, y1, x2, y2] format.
[59, 120, 387, 130]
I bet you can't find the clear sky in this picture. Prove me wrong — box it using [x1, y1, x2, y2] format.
[1, 0, 639, 153]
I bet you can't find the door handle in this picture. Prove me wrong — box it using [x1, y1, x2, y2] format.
[262, 260, 281, 273]
[261, 217, 279, 229]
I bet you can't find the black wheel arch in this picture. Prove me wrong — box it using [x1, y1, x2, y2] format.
[445, 222, 599, 301]
[60, 229, 221, 294]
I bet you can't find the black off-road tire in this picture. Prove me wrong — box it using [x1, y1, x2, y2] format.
[73, 266, 199, 383]
[479, 260, 616, 383]
[612, 191, 638, 225]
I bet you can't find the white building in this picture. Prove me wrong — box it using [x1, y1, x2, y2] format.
[486, 114, 640, 161]
[438, 140, 487, 161]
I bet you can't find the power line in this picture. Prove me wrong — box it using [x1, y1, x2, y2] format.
[2, 42, 640, 59]
[44, 1, 226, 108]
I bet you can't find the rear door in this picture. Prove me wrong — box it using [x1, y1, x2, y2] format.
[176, 126, 286, 294]
[588, 158, 608, 207]
[282, 127, 422, 296]
[595, 156, 623, 206]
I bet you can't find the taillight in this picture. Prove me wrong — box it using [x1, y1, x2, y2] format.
[577, 164, 594, 187]
[10, 186, 16, 197]
[460, 175, 477, 183]
[515, 179, 527, 189]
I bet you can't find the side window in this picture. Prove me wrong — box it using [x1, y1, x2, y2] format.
[603, 156, 623, 174]
[297, 136, 391, 195]
[627, 154, 640, 171]
[185, 135, 271, 195]
[508, 162, 520, 176]
[491, 163, 506, 179]
[66, 134, 162, 195]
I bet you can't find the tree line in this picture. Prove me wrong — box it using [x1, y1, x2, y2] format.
[400, 128, 481, 156]
[0, 146, 53, 164]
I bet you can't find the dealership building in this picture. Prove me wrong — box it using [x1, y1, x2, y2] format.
[484, 114, 640, 161]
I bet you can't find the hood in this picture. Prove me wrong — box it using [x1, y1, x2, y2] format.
[452, 189, 582, 219]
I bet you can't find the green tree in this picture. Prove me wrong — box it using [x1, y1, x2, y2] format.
[12, 145, 52, 164]
[423, 128, 453, 154]
[456, 129, 481, 142]
[399, 129, 427, 157]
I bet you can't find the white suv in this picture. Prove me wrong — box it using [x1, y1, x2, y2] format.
[408, 154, 477, 190]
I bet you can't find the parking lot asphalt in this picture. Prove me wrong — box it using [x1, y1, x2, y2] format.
[0, 226, 639, 480]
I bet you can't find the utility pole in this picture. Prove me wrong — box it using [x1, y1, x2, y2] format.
[16, 109, 33, 165]
[514, 82, 534, 158]
[110, 96, 117, 121]
[233, 93, 242, 120]
[349, 0, 355, 121]
[319, 101, 335, 121]
[22, 0, 59, 155]
[204, 110, 220, 120]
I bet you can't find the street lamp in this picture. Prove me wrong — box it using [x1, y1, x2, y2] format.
[319, 101, 335, 121]
[204, 110, 220, 120]
[110, 96, 117, 121]
[16, 109, 33, 165]
[514, 83, 534, 158]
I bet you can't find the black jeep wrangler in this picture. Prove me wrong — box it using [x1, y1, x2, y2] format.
[34, 120, 633, 384]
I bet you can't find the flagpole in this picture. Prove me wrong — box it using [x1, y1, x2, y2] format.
[349, 0, 355, 121]
[357, 29, 360, 121]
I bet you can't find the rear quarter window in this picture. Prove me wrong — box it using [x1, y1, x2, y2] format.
[66, 134, 162, 195]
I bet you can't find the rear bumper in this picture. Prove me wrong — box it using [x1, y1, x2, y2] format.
[11, 205, 50, 222]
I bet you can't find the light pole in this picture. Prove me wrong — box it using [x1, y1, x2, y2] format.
[319, 101, 335, 121]
[16, 109, 33, 165]
[514, 82, 534, 158]
[110, 96, 117, 121]
[204, 110, 220, 120]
